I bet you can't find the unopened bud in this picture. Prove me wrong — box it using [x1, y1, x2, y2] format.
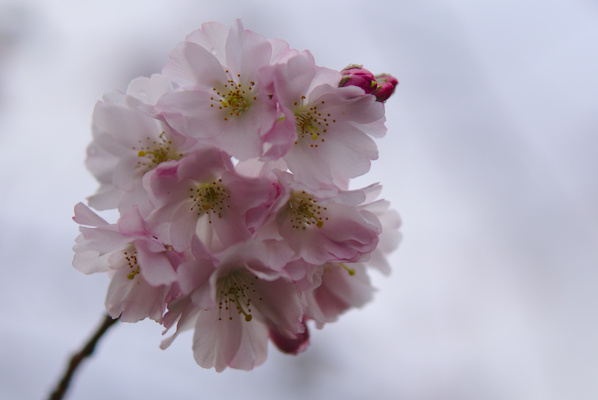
[339, 65, 398, 102]
[372, 74, 399, 102]
[339, 64, 377, 95]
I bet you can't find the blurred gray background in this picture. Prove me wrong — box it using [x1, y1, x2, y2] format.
[1, 0, 597, 399]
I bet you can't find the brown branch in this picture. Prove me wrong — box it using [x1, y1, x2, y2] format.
[49, 314, 119, 400]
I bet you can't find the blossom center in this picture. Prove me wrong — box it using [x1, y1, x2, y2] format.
[189, 179, 230, 220]
[294, 97, 336, 147]
[123, 248, 140, 280]
[134, 132, 182, 171]
[288, 191, 327, 230]
[216, 272, 259, 322]
[210, 71, 257, 120]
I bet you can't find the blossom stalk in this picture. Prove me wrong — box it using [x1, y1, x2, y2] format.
[49, 315, 119, 400]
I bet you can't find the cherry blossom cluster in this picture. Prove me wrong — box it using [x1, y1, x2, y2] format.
[73, 20, 401, 371]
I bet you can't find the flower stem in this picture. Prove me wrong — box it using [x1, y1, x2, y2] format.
[49, 314, 119, 400]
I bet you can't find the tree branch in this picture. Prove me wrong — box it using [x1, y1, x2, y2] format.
[49, 314, 119, 400]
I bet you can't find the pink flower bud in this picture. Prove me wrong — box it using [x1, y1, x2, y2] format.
[269, 320, 310, 355]
[339, 64, 377, 94]
[339, 65, 398, 102]
[373, 74, 399, 102]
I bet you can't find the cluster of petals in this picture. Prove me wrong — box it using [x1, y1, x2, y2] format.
[74, 19, 401, 371]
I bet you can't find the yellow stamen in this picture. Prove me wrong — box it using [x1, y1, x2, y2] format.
[134, 132, 182, 171]
[288, 191, 327, 230]
[339, 263, 356, 276]
[210, 74, 256, 120]
[189, 179, 229, 220]
[216, 272, 258, 322]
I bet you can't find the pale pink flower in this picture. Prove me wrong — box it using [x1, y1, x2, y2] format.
[155, 20, 294, 160]
[258, 51, 386, 188]
[143, 148, 278, 252]
[360, 198, 402, 275]
[161, 239, 304, 371]
[256, 171, 381, 265]
[86, 74, 196, 214]
[303, 262, 374, 329]
[73, 202, 182, 322]
[281, 256, 376, 331]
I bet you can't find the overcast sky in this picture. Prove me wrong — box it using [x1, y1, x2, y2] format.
[1, 1, 597, 399]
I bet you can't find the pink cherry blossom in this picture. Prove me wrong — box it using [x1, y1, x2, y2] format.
[73, 202, 182, 322]
[258, 51, 386, 188]
[86, 74, 197, 214]
[154, 20, 294, 160]
[161, 240, 304, 371]
[360, 198, 402, 275]
[143, 148, 279, 252]
[304, 262, 374, 329]
[256, 171, 381, 265]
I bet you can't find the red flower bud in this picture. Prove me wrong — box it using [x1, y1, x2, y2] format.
[339, 64, 377, 94]
[339, 65, 398, 102]
[372, 74, 399, 102]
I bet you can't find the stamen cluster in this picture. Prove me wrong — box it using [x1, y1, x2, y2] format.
[217, 273, 257, 322]
[288, 191, 326, 230]
[189, 179, 229, 219]
[73, 20, 401, 372]
[134, 132, 182, 171]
